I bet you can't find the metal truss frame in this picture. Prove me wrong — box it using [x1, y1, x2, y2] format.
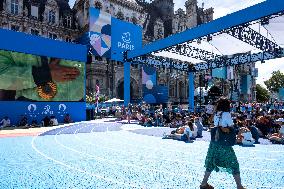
[160, 42, 221, 61]
[129, 54, 195, 72]
[194, 51, 282, 71]
[127, 0, 284, 60]
[125, 0, 284, 74]
[128, 50, 283, 72]
[226, 25, 282, 56]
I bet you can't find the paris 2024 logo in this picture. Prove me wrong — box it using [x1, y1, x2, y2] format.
[117, 32, 135, 51]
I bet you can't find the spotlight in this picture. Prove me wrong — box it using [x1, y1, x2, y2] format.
[207, 35, 212, 42]
[261, 17, 269, 26]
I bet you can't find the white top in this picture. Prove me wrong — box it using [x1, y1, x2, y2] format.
[213, 112, 234, 127]
[205, 105, 214, 114]
[0, 119, 10, 127]
[242, 132, 253, 141]
[192, 124, 198, 137]
[184, 127, 193, 138]
[50, 118, 58, 126]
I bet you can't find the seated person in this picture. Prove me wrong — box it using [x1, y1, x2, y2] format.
[64, 114, 73, 124]
[188, 119, 198, 138]
[236, 126, 247, 144]
[30, 119, 39, 127]
[163, 122, 195, 142]
[144, 116, 153, 127]
[0, 116, 11, 128]
[50, 116, 59, 126]
[42, 116, 51, 127]
[154, 114, 163, 127]
[246, 119, 260, 144]
[242, 128, 255, 146]
[269, 118, 284, 143]
[194, 117, 203, 138]
[136, 112, 143, 124]
[18, 115, 28, 127]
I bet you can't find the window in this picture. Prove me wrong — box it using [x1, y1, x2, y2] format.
[31, 29, 39, 36]
[66, 37, 72, 42]
[48, 10, 56, 24]
[49, 33, 57, 40]
[169, 82, 175, 97]
[66, 16, 72, 28]
[11, 0, 19, 15]
[31, 6, 38, 18]
[11, 25, 19, 31]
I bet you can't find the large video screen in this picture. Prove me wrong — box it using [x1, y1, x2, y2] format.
[0, 49, 85, 101]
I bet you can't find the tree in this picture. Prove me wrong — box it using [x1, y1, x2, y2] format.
[264, 70, 284, 93]
[256, 84, 270, 102]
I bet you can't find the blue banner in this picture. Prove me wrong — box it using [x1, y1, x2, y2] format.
[0, 102, 86, 125]
[241, 75, 252, 94]
[0, 29, 87, 62]
[143, 85, 168, 104]
[88, 8, 111, 58]
[142, 66, 157, 85]
[212, 67, 227, 79]
[111, 18, 142, 61]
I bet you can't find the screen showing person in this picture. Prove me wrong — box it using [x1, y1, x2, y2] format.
[0, 49, 85, 101]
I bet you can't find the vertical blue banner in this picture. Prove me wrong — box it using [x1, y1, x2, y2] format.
[241, 75, 252, 94]
[111, 18, 142, 61]
[88, 8, 112, 58]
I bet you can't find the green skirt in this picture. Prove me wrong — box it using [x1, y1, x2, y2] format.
[204, 142, 240, 174]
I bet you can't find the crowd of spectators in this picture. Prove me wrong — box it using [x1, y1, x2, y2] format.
[98, 101, 284, 145]
[1, 100, 283, 145]
[0, 114, 73, 129]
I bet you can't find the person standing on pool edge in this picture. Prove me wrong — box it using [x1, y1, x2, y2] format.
[200, 97, 245, 189]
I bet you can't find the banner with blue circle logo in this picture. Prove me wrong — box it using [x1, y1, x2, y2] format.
[111, 18, 142, 61]
[0, 102, 86, 125]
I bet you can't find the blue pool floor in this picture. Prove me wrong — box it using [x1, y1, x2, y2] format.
[0, 121, 283, 189]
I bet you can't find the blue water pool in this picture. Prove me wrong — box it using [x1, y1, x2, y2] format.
[0, 120, 283, 189]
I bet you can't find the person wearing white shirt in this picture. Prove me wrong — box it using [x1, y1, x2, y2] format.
[200, 97, 245, 189]
[50, 116, 58, 126]
[269, 118, 284, 143]
[242, 130, 255, 146]
[0, 116, 10, 128]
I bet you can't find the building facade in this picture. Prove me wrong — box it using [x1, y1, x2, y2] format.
[0, 0, 257, 103]
[0, 0, 78, 41]
[73, 0, 216, 104]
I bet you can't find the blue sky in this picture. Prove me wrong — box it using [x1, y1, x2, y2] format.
[68, 0, 284, 87]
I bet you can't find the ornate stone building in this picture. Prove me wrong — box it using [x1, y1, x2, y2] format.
[0, 0, 78, 41]
[0, 0, 257, 103]
[73, 0, 214, 103]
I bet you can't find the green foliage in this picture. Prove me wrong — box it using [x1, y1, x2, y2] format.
[256, 84, 270, 102]
[264, 70, 284, 93]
